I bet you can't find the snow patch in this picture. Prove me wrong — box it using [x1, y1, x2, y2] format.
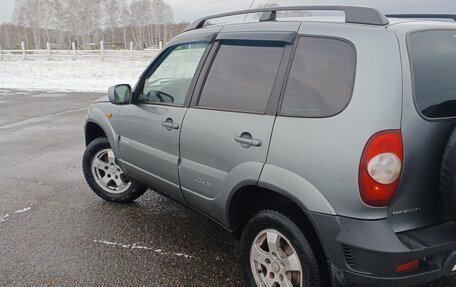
[93, 240, 118, 246]
[14, 207, 32, 213]
[0, 59, 152, 92]
[0, 214, 10, 223]
[0, 204, 35, 225]
[174, 252, 190, 258]
[93, 239, 192, 258]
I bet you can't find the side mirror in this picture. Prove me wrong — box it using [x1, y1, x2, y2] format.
[108, 84, 132, 105]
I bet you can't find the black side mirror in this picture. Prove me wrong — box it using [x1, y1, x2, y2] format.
[108, 84, 132, 105]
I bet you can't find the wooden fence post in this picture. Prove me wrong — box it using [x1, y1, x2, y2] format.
[159, 41, 163, 50]
[47, 42, 51, 60]
[130, 41, 133, 59]
[21, 41, 26, 60]
[100, 40, 104, 61]
[72, 42, 76, 60]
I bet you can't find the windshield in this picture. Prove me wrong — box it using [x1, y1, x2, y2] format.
[409, 29, 456, 118]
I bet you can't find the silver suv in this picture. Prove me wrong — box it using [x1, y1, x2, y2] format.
[82, 6, 456, 287]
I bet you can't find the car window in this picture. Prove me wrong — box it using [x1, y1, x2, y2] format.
[409, 30, 456, 118]
[280, 37, 356, 118]
[198, 40, 284, 113]
[139, 42, 208, 106]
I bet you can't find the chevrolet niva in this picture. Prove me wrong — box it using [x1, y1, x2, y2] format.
[83, 6, 456, 287]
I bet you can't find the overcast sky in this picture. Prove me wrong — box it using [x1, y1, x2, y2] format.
[0, 0, 454, 23]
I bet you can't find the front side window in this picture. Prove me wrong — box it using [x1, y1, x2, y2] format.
[198, 40, 284, 113]
[409, 30, 456, 118]
[139, 42, 208, 105]
[281, 37, 356, 118]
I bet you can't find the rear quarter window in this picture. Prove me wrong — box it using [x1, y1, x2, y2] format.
[280, 36, 356, 118]
[409, 30, 456, 119]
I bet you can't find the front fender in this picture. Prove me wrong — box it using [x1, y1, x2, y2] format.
[85, 103, 121, 157]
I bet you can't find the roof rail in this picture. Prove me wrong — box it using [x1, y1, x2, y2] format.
[386, 14, 456, 22]
[185, 6, 389, 31]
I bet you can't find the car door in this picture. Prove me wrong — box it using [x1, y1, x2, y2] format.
[178, 32, 295, 222]
[117, 36, 213, 202]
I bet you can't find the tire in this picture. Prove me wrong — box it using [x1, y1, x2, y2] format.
[441, 127, 456, 220]
[82, 137, 147, 203]
[241, 210, 326, 287]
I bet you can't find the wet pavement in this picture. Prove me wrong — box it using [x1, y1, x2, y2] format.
[0, 89, 454, 286]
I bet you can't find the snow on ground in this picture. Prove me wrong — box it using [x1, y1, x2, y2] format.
[0, 204, 34, 225]
[92, 239, 192, 258]
[0, 58, 155, 92]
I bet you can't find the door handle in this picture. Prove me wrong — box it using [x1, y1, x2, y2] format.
[161, 118, 179, 130]
[234, 133, 262, 147]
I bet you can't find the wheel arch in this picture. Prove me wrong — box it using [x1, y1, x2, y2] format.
[85, 121, 107, 146]
[228, 184, 331, 283]
[227, 184, 326, 240]
[226, 164, 336, 230]
[84, 116, 122, 159]
[228, 185, 301, 229]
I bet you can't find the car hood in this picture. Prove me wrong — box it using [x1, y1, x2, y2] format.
[92, 95, 109, 104]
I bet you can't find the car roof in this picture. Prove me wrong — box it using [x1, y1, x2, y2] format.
[181, 20, 452, 38]
[176, 8, 456, 41]
[184, 6, 455, 31]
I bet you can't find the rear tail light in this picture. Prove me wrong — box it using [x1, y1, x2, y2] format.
[359, 130, 403, 207]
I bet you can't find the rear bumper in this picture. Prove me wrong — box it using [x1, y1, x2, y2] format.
[307, 212, 456, 287]
[332, 258, 456, 287]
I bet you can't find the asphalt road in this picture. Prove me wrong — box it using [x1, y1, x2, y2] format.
[0, 89, 455, 287]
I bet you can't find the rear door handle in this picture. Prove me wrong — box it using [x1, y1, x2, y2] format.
[161, 118, 179, 130]
[234, 134, 262, 147]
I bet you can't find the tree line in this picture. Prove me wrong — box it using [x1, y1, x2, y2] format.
[0, 1, 313, 51]
[0, 0, 189, 50]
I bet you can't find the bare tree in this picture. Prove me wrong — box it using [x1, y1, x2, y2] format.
[13, 0, 44, 49]
[50, 0, 68, 48]
[129, 0, 153, 48]
[79, 0, 102, 47]
[103, 0, 120, 47]
[152, 0, 174, 45]
[59, 0, 102, 48]
[2, 25, 12, 49]
[7, 0, 185, 51]
[118, 0, 130, 48]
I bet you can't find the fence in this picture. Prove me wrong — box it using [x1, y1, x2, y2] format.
[0, 41, 162, 61]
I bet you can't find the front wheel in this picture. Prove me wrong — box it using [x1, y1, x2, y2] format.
[241, 210, 326, 287]
[82, 137, 147, 203]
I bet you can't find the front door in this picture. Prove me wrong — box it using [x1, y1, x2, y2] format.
[117, 41, 210, 201]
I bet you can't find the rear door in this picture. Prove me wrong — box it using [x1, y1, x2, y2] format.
[178, 32, 294, 222]
[117, 35, 213, 202]
[390, 28, 456, 232]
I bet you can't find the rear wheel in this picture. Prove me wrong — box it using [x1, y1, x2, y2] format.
[82, 137, 147, 203]
[241, 210, 325, 287]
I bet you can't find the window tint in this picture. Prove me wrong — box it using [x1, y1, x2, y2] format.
[139, 42, 208, 105]
[409, 30, 456, 118]
[281, 37, 356, 117]
[198, 40, 284, 113]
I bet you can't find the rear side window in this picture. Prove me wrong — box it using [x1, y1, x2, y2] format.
[280, 37, 356, 118]
[409, 30, 456, 118]
[198, 40, 284, 113]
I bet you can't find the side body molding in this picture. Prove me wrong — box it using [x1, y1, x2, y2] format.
[258, 164, 336, 215]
